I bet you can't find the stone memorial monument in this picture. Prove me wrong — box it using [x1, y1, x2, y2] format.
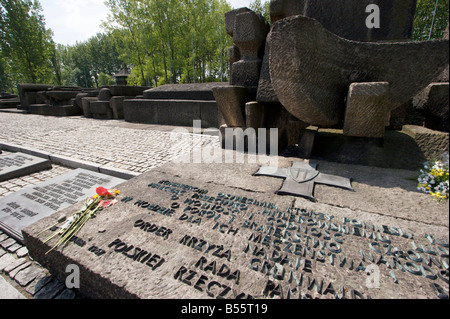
[22, 157, 449, 299]
[213, 0, 449, 169]
[0, 168, 125, 243]
[0, 152, 52, 182]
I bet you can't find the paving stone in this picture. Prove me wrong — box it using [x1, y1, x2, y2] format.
[14, 263, 46, 287]
[0, 238, 16, 249]
[8, 260, 30, 278]
[25, 274, 52, 296]
[55, 288, 76, 299]
[0, 253, 16, 272]
[34, 278, 65, 299]
[0, 275, 26, 299]
[15, 246, 28, 258]
[3, 257, 27, 274]
[7, 243, 22, 253]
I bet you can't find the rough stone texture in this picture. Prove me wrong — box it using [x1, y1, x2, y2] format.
[269, 0, 417, 41]
[311, 126, 449, 170]
[14, 263, 44, 287]
[212, 86, 248, 127]
[230, 11, 270, 90]
[269, 15, 449, 127]
[110, 96, 129, 119]
[256, 41, 278, 103]
[225, 7, 252, 36]
[23, 151, 449, 299]
[230, 59, 263, 89]
[81, 97, 97, 118]
[17, 84, 52, 110]
[0, 253, 16, 271]
[98, 88, 112, 101]
[413, 83, 449, 132]
[245, 101, 265, 129]
[33, 277, 65, 299]
[143, 83, 227, 101]
[233, 11, 269, 60]
[108, 85, 149, 97]
[90, 101, 113, 119]
[258, 0, 418, 103]
[343, 82, 390, 138]
[123, 99, 220, 128]
[28, 104, 82, 117]
[402, 125, 449, 161]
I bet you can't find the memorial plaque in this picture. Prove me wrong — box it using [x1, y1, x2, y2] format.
[22, 158, 449, 300]
[0, 168, 126, 242]
[0, 152, 52, 182]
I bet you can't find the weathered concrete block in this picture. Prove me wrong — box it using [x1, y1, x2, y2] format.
[224, 7, 251, 36]
[123, 99, 158, 124]
[90, 101, 113, 119]
[143, 83, 225, 101]
[245, 101, 265, 129]
[123, 99, 219, 128]
[343, 82, 390, 138]
[212, 86, 248, 127]
[98, 88, 112, 101]
[233, 11, 269, 59]
[110, 96, 128, 119]
[81, 97, 97, 118]
[230, 59, 262, 88]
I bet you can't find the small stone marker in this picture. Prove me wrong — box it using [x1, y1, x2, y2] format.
[0, 152, 52, 182]
[0, 168, 125, 242]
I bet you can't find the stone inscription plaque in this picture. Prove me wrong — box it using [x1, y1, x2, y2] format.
[23, 165, 449, 299]
[0, 168, 126, 242]
[0, 152, 52, 182]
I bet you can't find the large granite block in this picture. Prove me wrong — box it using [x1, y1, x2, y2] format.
[343, 82, 390, 138]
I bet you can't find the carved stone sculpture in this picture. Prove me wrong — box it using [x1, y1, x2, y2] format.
[268, 16, 449, 126]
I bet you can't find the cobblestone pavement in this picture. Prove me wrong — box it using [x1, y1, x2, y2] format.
[0, 112, 219, 173]
[0, 112, 220, 299]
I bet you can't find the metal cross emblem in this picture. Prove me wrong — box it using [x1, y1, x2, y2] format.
[255, 161, 353, 201]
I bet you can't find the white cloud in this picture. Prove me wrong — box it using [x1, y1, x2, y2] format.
[40, 0, 109, 45]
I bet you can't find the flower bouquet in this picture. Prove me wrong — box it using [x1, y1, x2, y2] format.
[417, 153, 449, 201]
[39, 187, 120, 254]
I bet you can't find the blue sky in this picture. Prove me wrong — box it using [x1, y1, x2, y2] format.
[40, 0, 253, 46]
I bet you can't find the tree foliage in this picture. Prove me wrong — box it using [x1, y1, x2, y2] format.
[102, 0, 232, 87]
[249, 0, 270, 23]
[2, 0, 448, 92]
[0, 0, 55, 89]
[414, 0, 449, 40]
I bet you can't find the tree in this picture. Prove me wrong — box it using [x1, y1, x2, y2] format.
[249, 0, 270, 23]
[414, 0, 449, 40]
[104, 0, 232, 86]
[0, 0, 55, 86]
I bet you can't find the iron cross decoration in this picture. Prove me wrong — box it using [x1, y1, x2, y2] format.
[254, 161, 354, 201]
